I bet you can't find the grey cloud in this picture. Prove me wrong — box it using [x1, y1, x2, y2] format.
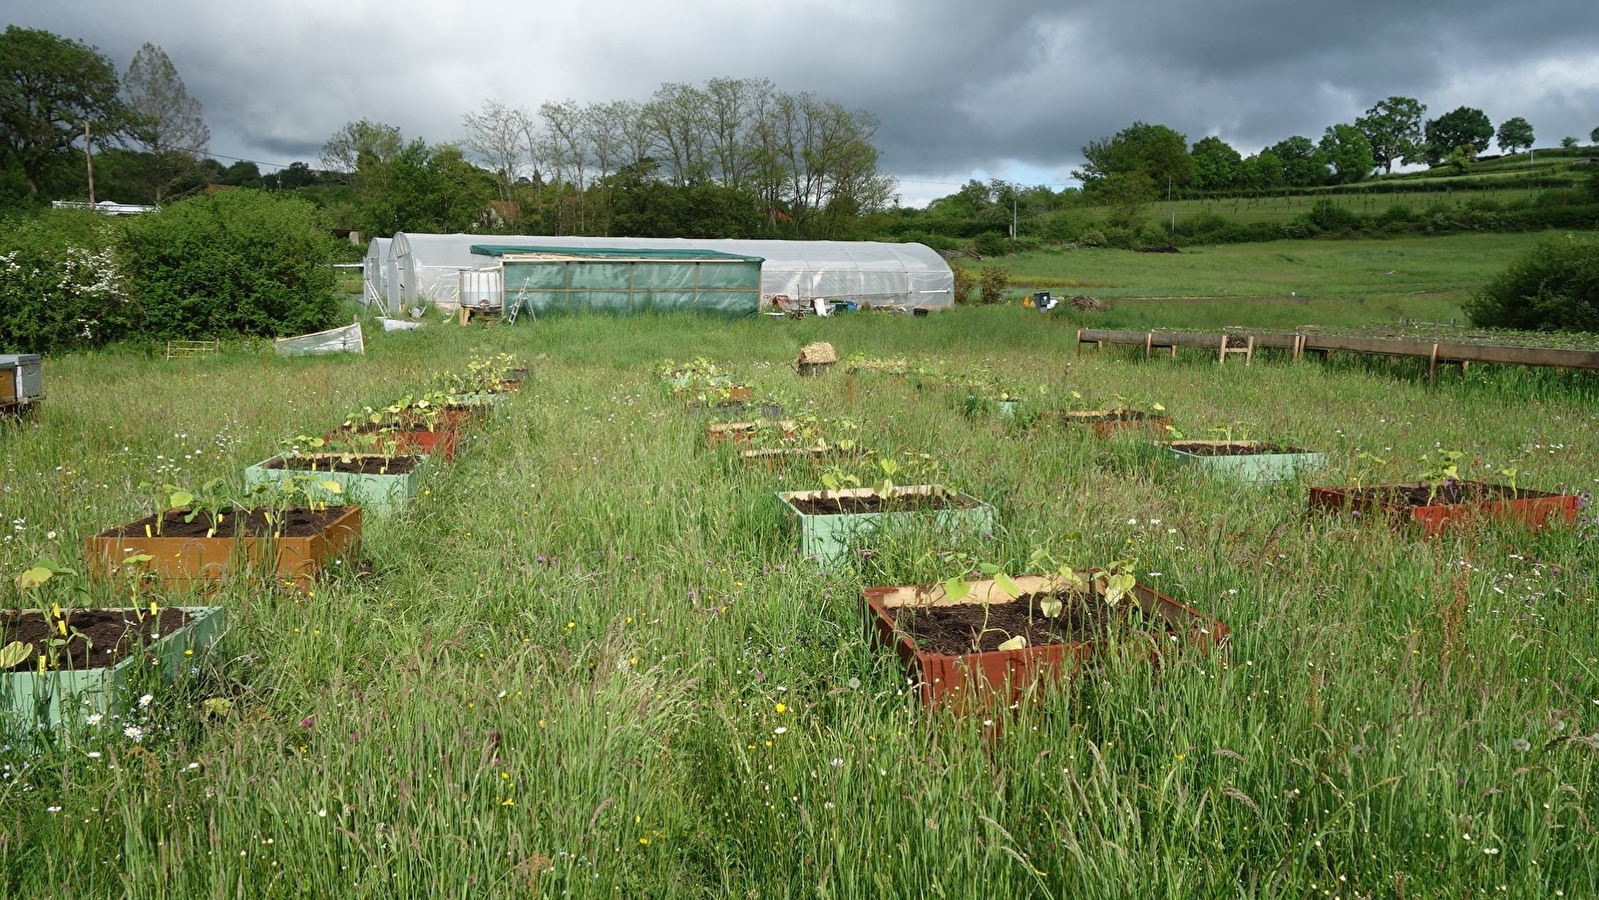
[3, 0, 1595, 199]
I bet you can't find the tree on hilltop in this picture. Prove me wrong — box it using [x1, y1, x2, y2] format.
[1355, 96, 1426, 174]
[1189, 136, 1241, 191]
[1424, 107, 1493, 166]
[1076, 122, 1192, 192]
[1320, 124, 1374, 184]
[1267, 135, 1324, 187]
[1495, 117, 1535, 155]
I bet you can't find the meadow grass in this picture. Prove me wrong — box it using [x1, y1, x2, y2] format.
[996, 231, 1599, 335]
[1, 305, 1596, 898]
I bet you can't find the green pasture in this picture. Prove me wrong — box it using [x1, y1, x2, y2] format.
[999, 231, 1599, 331]
[1, 305, 1597, 898]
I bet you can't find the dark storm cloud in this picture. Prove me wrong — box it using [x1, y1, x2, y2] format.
[3, 0, 1594, 201]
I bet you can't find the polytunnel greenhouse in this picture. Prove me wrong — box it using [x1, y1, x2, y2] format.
[371, 233, 954, 316]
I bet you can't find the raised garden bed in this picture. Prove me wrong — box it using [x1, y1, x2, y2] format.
[1, 606, 224, 728]
[327, 410, 470, 461]
[1061, 409, 1173, 437]
[86, 506, 362, 588]
[863, 574, 1229, 711]
[1165, 440, 1326, 483]
[706, 420, 798, 446]
[1309, 481, 1579, 536]
[245, 453, 423, 515]
[776, 485, 994, 563]
[689, 402, 785, 421]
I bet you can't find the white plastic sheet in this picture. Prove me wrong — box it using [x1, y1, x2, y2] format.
[274, 322, 365, 356]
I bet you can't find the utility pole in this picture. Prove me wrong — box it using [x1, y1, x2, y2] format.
[1011, 193, 1017, 241]
[84, 122, 96, 205]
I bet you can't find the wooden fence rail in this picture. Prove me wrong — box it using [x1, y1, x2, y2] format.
[1076, 328, 1599, 382]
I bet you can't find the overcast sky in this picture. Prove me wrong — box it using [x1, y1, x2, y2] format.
[6, 0, 1597, 206]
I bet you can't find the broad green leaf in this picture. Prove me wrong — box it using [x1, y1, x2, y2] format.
[943, 578, 972, 604]
[16, 567, 54, 591]
[1102, 573, 1137, 606]
[0, 641, 31, 668]
[201, 697, 233, 716]
[1039, 597, 1063, 617]
[168, 490, 195, 509]
[997, 635, 1027, 651]
[992, 571, 1022, 600]
[977, 562, 1000, 576]
[320, 481, 343, 494]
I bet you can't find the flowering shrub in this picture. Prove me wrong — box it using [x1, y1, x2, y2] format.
[0, 211, 135, 353]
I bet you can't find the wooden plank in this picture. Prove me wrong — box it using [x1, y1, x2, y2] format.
[1076, 329, 1149, 345]
[1301, 335, 1437, 358]
[1433, 342, 1599, 370]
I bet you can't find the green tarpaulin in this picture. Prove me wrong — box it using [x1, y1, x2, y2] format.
[476, 245, 763, 318]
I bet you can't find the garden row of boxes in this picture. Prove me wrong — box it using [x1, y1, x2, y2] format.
[680, 356, 1583, 714]
[1, 354, 527, 730]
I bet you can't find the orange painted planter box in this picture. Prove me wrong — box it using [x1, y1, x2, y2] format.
[1060, 409, 1173, 437]
[85, 507, 362, 588]
[1308, 482, 1578, 536]
[863, 573, 1229, 713]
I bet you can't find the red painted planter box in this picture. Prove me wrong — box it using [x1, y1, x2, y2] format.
[1308, 482, 1578, 536]
[326, 410, 470, 462]
[862, 573, 1230, 713]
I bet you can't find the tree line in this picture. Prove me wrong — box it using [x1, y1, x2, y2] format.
[0, 25, 895, 242]
[318, 79, 895, 240]
[1073, 99, 1597, 200]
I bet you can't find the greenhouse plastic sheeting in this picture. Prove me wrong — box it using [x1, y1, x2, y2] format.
[362, 237, 391, 307]
[379, 233, 953, 314]
[493, 248, 762, 317]
[274, 322, 364, 356]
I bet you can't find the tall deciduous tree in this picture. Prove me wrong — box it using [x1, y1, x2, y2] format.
[1076, 122, 1192, 191]
[1424, 107, 1493, 166]
[320, 119, 403, 205]
[121, 43, 209, 203]
[1355, 96, 1426, 174]
[1495, 116, 1535, 154]
[1189, 136, 1241, 191]
[1268, 136, 1324, 187]
[461, 99, 530, 203]
[1591, 125, 1599, 145]
[1319, 124, 1374, 184]
[0, 26, 123, 197]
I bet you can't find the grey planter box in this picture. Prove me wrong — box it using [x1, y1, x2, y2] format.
[0, 353, 42, 409]
[1, 606, 224, 729]
[245, 453, 423, 515]
[1164, 441, 1326, 483]
[776, 485, 995, 563]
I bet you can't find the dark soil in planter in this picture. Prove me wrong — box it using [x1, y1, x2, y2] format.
[99, 507, 349, 540]
[894, 592, 1172, 655]
[1345, 482, 1554, 507]
[1, 608, 195, 672]
[267, 455, 420, 475]
[1062, 409, 1157, 424]
[788, 492, 981, 516]
[1170, 441, 1306, 456]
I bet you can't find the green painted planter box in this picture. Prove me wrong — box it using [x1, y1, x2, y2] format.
[776, 485, 995, 564]
[245, 454, 423, 515]
[1, 606, 224, 729]
[1164, 441, 1326, 483]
